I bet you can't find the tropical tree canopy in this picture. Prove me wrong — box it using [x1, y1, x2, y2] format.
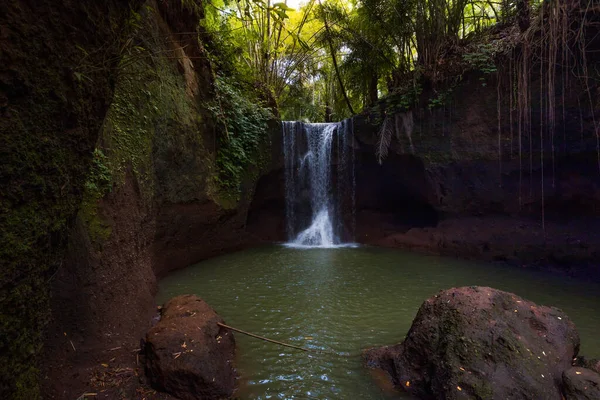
[202, 0, 541, 121]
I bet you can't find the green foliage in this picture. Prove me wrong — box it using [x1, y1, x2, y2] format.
[463, 43, 498, 86]
[207, 75, 273, 197]
[202, 0, 307, 97]
[387, 82, 423, 111]
[279, 82, 324, 121]
[428, 87, 454, 109]
[84, 149, 112, 196]
[198, 0, 530, 121]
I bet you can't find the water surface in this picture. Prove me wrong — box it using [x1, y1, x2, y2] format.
[157, 245, 600, 399]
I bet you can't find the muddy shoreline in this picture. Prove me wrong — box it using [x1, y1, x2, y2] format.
[361, 215, 600, 281]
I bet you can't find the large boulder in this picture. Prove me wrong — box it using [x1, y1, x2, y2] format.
[145, 295, 236, 400]
[562, 367, 600, 400]
[364, 286, 580, 399]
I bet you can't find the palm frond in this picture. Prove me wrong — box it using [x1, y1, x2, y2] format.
[376, 115, 394, 164]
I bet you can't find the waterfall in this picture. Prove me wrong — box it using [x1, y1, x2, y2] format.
[283, 120, 356, 248]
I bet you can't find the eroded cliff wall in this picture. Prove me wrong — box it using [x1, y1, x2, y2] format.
[0, 0, 146, 397]
[350, 66, 600, 274]
[43, 2, 274, 397]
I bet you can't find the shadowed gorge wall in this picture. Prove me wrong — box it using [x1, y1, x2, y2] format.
[354, 152, 439, 240]
[350, 65, 600, 273]
[352, 69, 600, 219]
[1, 0, 275, 397]
[42, 2, 275, 397]
[0, 0, 144, 397]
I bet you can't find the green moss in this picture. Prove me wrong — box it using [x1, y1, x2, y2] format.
[0, 0, 143, 397]
[78, 4, 216, 235]
[79, 193, 112, 246]
[102, 56, 194, 200]
[0, 80, 91, 400]
[77, 148, 114, 246]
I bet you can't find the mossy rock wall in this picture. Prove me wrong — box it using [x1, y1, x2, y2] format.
[49, 1, 214, 346]
[0, 0, 145, 398]
[44, 4, 275, 397]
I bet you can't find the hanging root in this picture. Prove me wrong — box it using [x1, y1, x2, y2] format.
[401, 110, 415, 154]
[505, 0, 600, 215]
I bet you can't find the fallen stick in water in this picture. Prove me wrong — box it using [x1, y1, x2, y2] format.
[217, 322, 328, 354]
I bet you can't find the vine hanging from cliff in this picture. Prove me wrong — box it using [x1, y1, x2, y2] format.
[503, 0, 600, 231]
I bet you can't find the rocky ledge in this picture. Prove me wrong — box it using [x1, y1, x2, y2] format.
[364, 286, 600, 399]
[145, 295, 236, 400]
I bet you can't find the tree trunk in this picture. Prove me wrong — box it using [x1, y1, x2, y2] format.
[368, 72, 378, 106]
[320, 1, 355, 115]
[325, 104, 333, 122]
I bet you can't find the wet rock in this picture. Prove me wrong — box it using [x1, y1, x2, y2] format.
[574, 356, 600, 374]
[562, 367, 600, 400]
[145, 295, 236, 400]
[364, 286, 580, 400]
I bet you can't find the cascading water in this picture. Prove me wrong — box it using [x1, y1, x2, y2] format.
[283, 120, 356, 248]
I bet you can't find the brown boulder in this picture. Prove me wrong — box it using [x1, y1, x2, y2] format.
[364, 286, 580, 399]
[145, 295, 236, 400]
[562, 367, 600, 400]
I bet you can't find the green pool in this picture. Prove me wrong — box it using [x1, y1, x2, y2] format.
[157, 245, 600, 399]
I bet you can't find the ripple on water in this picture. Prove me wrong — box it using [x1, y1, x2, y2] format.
[157, 245, 600, 400]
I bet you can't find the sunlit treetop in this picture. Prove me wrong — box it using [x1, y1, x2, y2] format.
[203, 0, 537, 121]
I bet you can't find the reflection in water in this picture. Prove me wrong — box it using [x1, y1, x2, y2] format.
[158, 245, 600, 399]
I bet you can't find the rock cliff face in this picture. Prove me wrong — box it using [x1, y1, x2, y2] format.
[42, 2, 274, 397]
[250, 67, 600, 276]
[350, 72, 600, 276]
[0, 0, 144, 397]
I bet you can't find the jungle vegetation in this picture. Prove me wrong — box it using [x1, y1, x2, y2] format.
[201, 0, 549, 121]
[202, 0, 599, 232]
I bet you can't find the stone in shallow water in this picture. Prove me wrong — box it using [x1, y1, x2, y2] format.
[145, 295, 236, 400]
[364, 286, 580, 400]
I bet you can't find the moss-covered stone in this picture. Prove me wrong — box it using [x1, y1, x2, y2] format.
[365, 287, 580, 400]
